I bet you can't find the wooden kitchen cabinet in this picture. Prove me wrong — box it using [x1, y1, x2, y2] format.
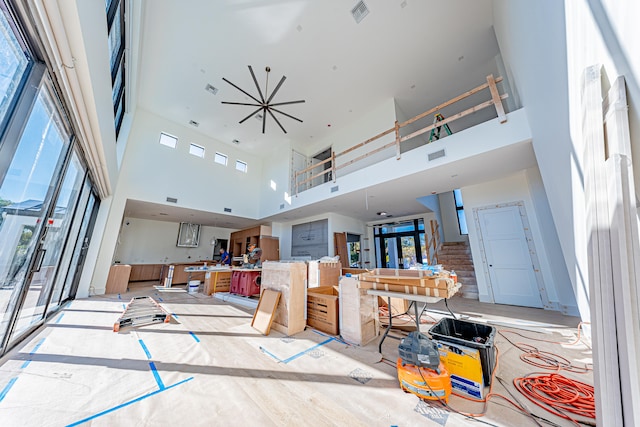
[229, 225, 279, 263]
[129, 264, 163, 282]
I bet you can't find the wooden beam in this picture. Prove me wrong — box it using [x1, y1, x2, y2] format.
[336, 127, 396, 157]
[394, 120, 401, 160]
[487, 74, 507, 123]
[399, 95, 508, 143]
[399, 76, 504, 128]
[336, 140, 397, 171]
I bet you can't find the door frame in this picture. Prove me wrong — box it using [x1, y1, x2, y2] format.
[472, 201, 551, 308]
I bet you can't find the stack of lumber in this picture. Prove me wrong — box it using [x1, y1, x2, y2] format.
[359, 268, 459, 298]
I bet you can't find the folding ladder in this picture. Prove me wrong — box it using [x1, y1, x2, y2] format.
[113, 296, 171, 332]
[428, 113, 453, 142]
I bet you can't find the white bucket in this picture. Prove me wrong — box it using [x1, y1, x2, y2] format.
[188, 280, 200, 294]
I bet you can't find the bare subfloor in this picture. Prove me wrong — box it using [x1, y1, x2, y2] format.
[0, 282, 593, 427]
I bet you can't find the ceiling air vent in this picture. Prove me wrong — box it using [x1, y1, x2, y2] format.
[331, 185, 339, 193]
[205, 84, 218, 95]
[224, 207, 232, 213]
[280, 203, 285, 209]
[428, 149, 446, 161]
[189, 120, 199, 127]
[166, 197, 178, 203]
[351, 1, 369, 23]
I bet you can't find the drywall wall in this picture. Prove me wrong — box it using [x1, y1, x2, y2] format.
[492, 0, 640, 322]
[462, 168, 576, 314]
[276, 212, 366, 260]
[89, 109, 264, 293]
[438, 191, 467, 243]
[113, 217, 233, 264]
[262, 108, 534, 220]
[259, 140, 294, 216]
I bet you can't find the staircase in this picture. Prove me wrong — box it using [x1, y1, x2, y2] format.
[438, 241, 478, 300]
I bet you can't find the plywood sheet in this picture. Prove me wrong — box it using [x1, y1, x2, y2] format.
[251, 289, 281, 335]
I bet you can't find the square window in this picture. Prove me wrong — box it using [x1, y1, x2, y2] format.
[236, 160, 247, 173]
[189, 143, 205, 158]
[214, 152, 228, 166]
[159, 132, 177, 148]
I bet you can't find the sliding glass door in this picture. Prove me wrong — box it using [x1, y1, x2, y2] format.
[0, 79, 72, 350]
[374, 219, 425, 269]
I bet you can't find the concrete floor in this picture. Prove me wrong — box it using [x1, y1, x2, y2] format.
[0, 282, 593, 427]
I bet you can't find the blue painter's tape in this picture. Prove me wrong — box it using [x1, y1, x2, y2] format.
[21, 338, 46, 368]
[0, 377, 18, 402]
[65, 376, 193, 427]
[158, 297, 163, 302]
[149, 362, 165, 390]
[55, 313, 64, 324]
[259, 346, 282, 362]
[172, 313, 179, 319]
[310, 328, 347, 345]
[282, 338, 335, 363]
[189, 331, 200, 343]
[138, 339, 152, 359]
[118, 294, 121, 300]
[122, 304, 126, 310]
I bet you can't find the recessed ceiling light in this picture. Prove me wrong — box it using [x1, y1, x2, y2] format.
[205, 84, 218, 95]
[189, 120, 199, 127]
[410, 84, 416, 89]
[400, 1, 407, 8]
[232, 139, 240, 144]
[351, 1, 369, 23]
[255, 113, 263, 121]
[377, 211, 388, 216]
[458, 56, 464, 61]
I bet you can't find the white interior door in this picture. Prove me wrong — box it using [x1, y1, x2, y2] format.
[477, 206, 543, 308]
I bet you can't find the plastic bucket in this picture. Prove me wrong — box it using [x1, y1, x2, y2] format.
[188, 280, 200, 294]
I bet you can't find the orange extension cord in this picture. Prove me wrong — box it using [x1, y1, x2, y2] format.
[499, 323, 595, 426]
[389, 321, 596, 426]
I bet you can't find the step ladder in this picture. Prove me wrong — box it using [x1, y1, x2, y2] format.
[428, 113, 453, 143]
[113, 296, 171, 332]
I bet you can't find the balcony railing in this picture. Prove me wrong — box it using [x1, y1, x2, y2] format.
[294, 74, 508, 196]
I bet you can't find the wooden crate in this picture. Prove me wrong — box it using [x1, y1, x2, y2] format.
[360, 268, 453, 289]
[339, 275, 379, 346]
[307, 286, 339, 335]
[308, 261, 341, 288]
[203, 270, 232, 295]
[358, 280, 460, 298]
[260, 261, 307, 336]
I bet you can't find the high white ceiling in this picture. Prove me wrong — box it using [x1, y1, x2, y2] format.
[127, 0, 527, 229]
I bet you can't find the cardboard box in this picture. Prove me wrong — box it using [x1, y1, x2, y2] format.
[435, 340, 485, 399]
[339, 275, 379, 345]
[357, 280, 459, 298]
[308, 261, 341, 288]
[307, 286, 339, 335]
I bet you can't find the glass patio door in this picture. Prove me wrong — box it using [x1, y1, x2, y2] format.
[0, 80, 72, 351]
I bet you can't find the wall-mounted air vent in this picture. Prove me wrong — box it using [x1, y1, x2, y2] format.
[280, 204, 285, 209]
[428, 149, 446, 161]
[224, 207, 232, 213]
[205, 84, 218, 95]
[166, 197, 178, 203]
[351, 1, 369, 23]
[331, 185, 339, 193]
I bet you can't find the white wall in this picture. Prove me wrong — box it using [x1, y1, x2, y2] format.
[462, 169, 577, 314]
[113, 217, 234, 264]
[438, 191, 467, 243]
[88, 109, 265, 294]
[492, 0, 640, 322]
[275, 212, 366, 261]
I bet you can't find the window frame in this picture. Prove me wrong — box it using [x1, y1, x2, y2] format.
[189, 143, 205, 158]
[235, 159, 248, 173]
[158, 132, 177, 148]
[214, 152, 228, 166]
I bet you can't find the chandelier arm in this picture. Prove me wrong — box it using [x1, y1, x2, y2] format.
[266, 75, 287, 104]
[267, 108, 287, 134]
[221, 101, 262, 107]
[222, 77, 262, 104]
[270, 100, 306, 107]
[262, 107, 267, 133]
[239, 106, 264, 124]
[270, 107, 303, 123]
[248, 65, 266, 103]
